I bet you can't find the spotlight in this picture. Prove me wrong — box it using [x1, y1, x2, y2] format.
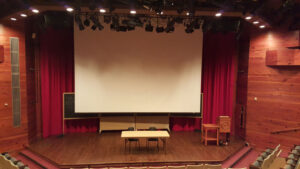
[66, 7, 74, 12]
[91, 24, 97, 31]
[165, 18, 175, 33]
[100, 9, 106, 13]
[145, 21, 153, 32]
[245, 16, 252, 20]
[75, 14, 85, 31]
[259, 25, 265, 29]
[186, 12, 190, 16]
[84, 16, 90, 26]
[215, 12, 222, 17]
[130, 10, 137, 14]
[90, 13, 104, 31]
[10, 18, 17, 21]
[156, 26, 164, 33]
[185, 24, 194, 33]
[253, 21, 259, 24]
[20, 14, 27, 17]
[104, 15, 111, 24]
[32, 9, 39, 13]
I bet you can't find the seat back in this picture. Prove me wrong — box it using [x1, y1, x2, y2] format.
[167, 166, 186, 169]
[203, 164, 222, 169]
[0, 155, 19, 169]
[261, 155, 271, 169]
[186, 164, 204, 169]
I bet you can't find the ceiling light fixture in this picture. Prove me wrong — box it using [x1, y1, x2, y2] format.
[245, 16, 252, 20]
[100, 9, 106, 13]
[20, 14, 27, 17]
[215, 12, 222, 17]
[10, 18, 17, 21]
[259, 25, 265, 29]
[32, 9, 39, 13]
[253, 21, 259, 24]
[66, 7, 74, 12]
[130, 10, 137, 14]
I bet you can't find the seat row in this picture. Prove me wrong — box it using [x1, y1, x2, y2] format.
[74, 164, 246, 169]
[250, 144, 284, 169]
[0, 152, 29, 169]
[284, 145, 300, 169]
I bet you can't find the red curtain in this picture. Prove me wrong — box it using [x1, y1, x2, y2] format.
[40, 28, 98, 138]
[201, 32, 237, 132]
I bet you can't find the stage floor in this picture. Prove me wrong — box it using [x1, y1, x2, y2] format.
[27, 131, 245, 168]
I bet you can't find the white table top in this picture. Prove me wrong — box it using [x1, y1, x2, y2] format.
[121, 130, 170, 138]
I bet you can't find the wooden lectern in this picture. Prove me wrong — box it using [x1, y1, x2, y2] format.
[217, 116, 231, 143]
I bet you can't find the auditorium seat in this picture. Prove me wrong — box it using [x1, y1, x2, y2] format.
[186, 164, 204, 169]
[167, 165, 186, 169]
[203, 164, 222, 169]
[149, 166, 167, 169]
[129, 166, 148, 169]
[147, 127, 159, 151]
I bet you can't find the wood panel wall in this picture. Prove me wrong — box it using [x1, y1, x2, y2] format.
[246, 29, 300, 152]
[0, 22, 29, 152]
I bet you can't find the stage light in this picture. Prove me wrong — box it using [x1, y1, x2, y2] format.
[145, 21, 153, 32]
[156, 26, 164, 33]
[100, 9, 106, 13]
[165, 18, 175, 33]
[259, 25, 265, 29]
[75, 14, 85, 31]
[84, 17, 90, 27]
[185, 24, 194, 33]
[253, 21, 259, 24]
[245, 16, 252, 20]
[104, 15, 111, 24]
[20, 14, 27, 17]
[10, 18, 17, 21]
[66, 7, 74, 12]
[130, 10, 137, 14]
[32, 9, 39, 13]
[215, 12, 222, 17]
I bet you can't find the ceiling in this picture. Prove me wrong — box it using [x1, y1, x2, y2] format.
[0, 0, 299, 29]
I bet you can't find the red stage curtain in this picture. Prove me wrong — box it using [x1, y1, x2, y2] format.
[201, 32, 237, 131]
[40, 28, 98, 138]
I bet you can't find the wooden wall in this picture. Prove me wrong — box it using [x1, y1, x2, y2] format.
[246, 29, 300, 151]
[0, 22, 29, 152]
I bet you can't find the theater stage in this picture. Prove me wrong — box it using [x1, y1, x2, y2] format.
[27, 131, 246, 168]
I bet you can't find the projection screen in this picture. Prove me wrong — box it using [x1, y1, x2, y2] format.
[74, 21, 203, 113]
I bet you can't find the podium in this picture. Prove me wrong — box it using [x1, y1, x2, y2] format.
[217, 116, 231, 143]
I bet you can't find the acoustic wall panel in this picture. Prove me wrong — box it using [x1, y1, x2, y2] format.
[10, 37, 21, 127]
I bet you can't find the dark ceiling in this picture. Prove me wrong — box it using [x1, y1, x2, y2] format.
[0, 0, 299, 29]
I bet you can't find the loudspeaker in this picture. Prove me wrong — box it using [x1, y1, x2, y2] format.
[0, 45, 4, 63]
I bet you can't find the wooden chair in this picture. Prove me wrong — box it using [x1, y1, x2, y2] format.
[125, 127, 140, 152]
[186, 164, 204, 169]
[146, 127, 159, 151]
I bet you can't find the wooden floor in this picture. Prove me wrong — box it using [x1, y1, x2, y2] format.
[27, 131, 245, 168]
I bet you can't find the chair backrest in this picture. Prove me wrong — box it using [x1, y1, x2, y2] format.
[0, 155, 19, 169]
[149, 127, 157, 131]
[295, 161, 300, 169]
[149, 166, 167, 169]
[261, 154, 271, 169]
[129, 167, 148, 169]
[168, 166, 186, 169]
[203, 164, 222, 169]
[186, 164, 204, 169]
[128, 127, 135, 131]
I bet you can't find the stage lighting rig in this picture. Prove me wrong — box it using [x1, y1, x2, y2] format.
[145, 20, 153, 32]
[75, 13, 85, 31]
[156, 26, 164, 33]
[165, 18, 175, 33]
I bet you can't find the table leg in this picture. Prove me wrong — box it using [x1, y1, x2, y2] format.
[217, 128, 219, 146]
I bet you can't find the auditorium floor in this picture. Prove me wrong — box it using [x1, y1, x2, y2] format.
[27, 131, 245, 168]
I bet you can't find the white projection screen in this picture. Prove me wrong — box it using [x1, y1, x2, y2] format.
[74, 21, 203, 113]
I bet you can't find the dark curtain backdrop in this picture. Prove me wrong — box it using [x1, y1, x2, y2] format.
[40, 29, 236, 137]
[202, 32, 237, 132]
[40, 29, 98, 138]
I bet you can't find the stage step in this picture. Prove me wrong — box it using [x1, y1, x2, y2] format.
[18, 149, 60, 169]
[232, 149, 260, 169]
[222, 146, 252, 169]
